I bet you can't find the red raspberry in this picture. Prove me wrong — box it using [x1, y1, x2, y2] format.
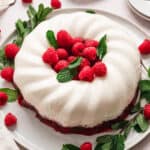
[4, 113, 17, 127]
[56, 48, 68, 59]
[1, 67, 14, 82]
[79, 58, 90, 70]
[22, 0, 32, 3]
[85, 39, 99, 48]
[80, 142, 92, 150]
[79, 66, 94, 82]
[57, 30, 73, 48]
[72, 37, 83, 45]
[144, 104, 150, 119]
[5, 43, 20, 59]
[51, 0, 61, 9]
[67, 56, 76, 63]
[42, 48, 59, 65]
[54, 60, 68, 72]
[138, 39, 150, 54]
[83, 47, 97, 61]
[72, 42, 85, 56]
[0, 92, 8, 106]
[93, 62, 107, 77]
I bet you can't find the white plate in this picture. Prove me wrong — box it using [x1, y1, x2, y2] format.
[0, 8, 150, 150]
[128, 0, 150, 20]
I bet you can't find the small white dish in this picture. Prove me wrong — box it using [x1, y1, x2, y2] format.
[0, 0, 16, 11]
[128, 0, 150, 21]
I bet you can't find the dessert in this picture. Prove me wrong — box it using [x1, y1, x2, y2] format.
[13, 12, 141, 134]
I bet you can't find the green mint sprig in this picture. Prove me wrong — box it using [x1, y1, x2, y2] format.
[62, 144, 80, 150]
[46, 30, 58, 48]
[97, 35, 107, 60]
[85, 9, 96, 14]
[0, 88, 18, 102]
[57, 57, 82, 83]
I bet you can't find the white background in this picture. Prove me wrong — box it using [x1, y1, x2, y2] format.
[0, 0, 150, 149]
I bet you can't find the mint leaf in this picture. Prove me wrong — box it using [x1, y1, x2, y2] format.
[130, 102, 141, 114]
[37, 4, 44, 20]
[97, 35, 107, 60]
[139, 80, 150, 92]
[46, 30, 58, 48]
[62, 144, 80, 150]
[96, 135, 112, 144]
[111, 120, 129, 130]
[112, 134, 125, 150]
[0, 49, 14, 68]
[85, 9, 96, 14]
[0, 88, 18, 102]
[57, 68, 77, 83]
[148, 67, 150, 78]
[141, 92, 150, 102]
[123, 121, 135, 139]
[134, 114, 149, 132]
[95, 134, 125, 150]
[68, 57, 82, 69]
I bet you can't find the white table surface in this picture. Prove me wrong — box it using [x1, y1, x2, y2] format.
[0, 0, 150, 150]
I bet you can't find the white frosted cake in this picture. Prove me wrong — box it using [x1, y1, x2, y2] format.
[14, 12, 141, 131]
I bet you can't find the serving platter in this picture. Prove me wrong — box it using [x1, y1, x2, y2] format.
[0, 8, 150, 150]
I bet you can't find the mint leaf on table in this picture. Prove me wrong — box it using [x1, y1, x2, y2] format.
[134, 114, 149, 133]
[68, 57, 82, 69]
[148, 67, 150, 78]
[85, 9, 96, 14]
[62, 144, 80, 150]
[46, 30, 58, 48]
[0, 88, 18, 102]
[97, 35, 107, 60]
[57, 57, 82, 83]
[130, 102, 141, 114]
[111, 120, 129, 130]
[95, 134, 125, 150]
[139, 80, 150, 102]
[0, 49, 14, 68]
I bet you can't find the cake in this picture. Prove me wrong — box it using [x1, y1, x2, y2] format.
[14, 12, 141, 134]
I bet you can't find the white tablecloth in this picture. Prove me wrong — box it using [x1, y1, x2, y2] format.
[0, 0, 150, 149]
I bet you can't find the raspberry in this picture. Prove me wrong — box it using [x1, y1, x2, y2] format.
[56, 48, 68, 59]
[85, 39, 99, 48]
[0, 92, 8, 106]
[67, 56, 76, 63]
[79, 66, 94, 82]
[144, 104, 150, 119]
[72, 37, 83, 45]
[80, 142, 92, 150]
[79, 58, 90, 70]
[138, 39, 150, 54]
[5, 43, 20, 59]
[1, 67, 14, 82]
[42, 48, 59, 65]
[4, 113, 17, 127]
[72, 42, 85, 56]
[57, 30, 73, 48]
[51, 0, 61, 9]
[54, 60, 68, 72]
[83, 47, 97, 61]
[93, 62, 107, 77]
[22, 0, 32, 3]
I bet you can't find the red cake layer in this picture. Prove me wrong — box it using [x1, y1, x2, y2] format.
[18, 88, 138, 136]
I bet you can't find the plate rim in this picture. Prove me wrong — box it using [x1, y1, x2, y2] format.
[128, 0, 150, 21]
[0, 7, 149, 150]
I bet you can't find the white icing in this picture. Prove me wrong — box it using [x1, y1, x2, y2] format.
[14, 12, 141, 127]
